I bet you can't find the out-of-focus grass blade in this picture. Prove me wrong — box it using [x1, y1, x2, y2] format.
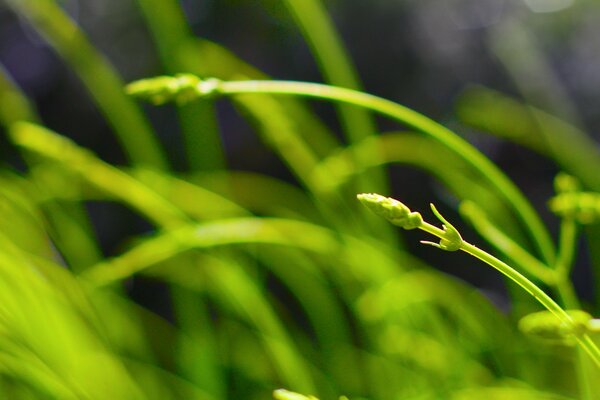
[131, 168, 249, 220]
[177, 38, 340, 158]
[0, 65, 40, 124]
[26, 162, 104, 270]
[131, 167, 358, 392]
[0, 173, 55, 260]
[91, 286, 219, 400]
[134, 0, 223, 171]
[0, 67, 103, 270]
[148, 247, 358, 395]
[230, 93, 381, 239]
[0, 234, 146, 399]
[251, 247, 360, 394]
[170, 284, 225, 400]
[5, 0, 168, 169]
[79, 218, 337, 286]
[232, 93, 321, 191]
[313, 132, 527, 245]
[1, 167, 103, 271]
[189, 171, 323, 223]
[10, 122, 187, 228]
[456, 87, 600, 190]
[198, 255, 317, 392]
[281, 0, 373, 143]
[451, 385, 576, 400]
[81, 217, 401, 287]
[281, 0, 386, 194]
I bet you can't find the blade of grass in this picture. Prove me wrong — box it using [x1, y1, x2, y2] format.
[10, 122, 187, 228]
[134, 0, 224, 171]
[130, 168, 249, 220]
[129, 169, 358, 393]
[177, 38, 340, 158]
[0, 173, 56, 260]
[312, 132, 528, 245]
[0, 233, 147, 399]
[171, 285, 225, 400]
[80, 217, 400, 287]
[5, 0, 168, 169]
[188, 171, 323, 223]
[233, 92, 390, 241]
[202, 78, 556, 264]
[282, 0, 387, 193]
[0, 68, 103, 270]
[0, 64, 40, 124]
[456, 86, 600, 191]
[199, 255, 317, 393]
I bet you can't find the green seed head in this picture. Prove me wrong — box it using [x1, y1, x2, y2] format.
[125, 74, 219, 105]
[357, 193, 423, 230]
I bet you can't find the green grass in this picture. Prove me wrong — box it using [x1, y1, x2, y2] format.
[1, 1, 600, 399]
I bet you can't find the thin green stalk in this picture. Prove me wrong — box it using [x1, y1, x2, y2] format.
[466, 191, 593, 398]
[282, 0, 387, 194]
[207, 79, 555, 264]
[556, 218, 578, 280]
[552, 215, 592, 400]
[233, 91, 386, 241]
[462, 198, 582, 311]
[6, 0, 168, 169]
[171, 285, 225, 399]
[357, 193, 600, 367]
[458, 241, 569, 328]
[134, 0, 224, 171]
[554, 218, 580, 309]
[459, 200, 555, 284]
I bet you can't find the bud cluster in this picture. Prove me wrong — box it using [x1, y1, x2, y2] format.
[357, 193, 423, 230]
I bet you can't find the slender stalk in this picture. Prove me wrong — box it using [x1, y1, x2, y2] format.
[459, 200, 555, 284]
[282, 0, 387, 193]
[554, 218, 580, 308]
[211, 79, 555, 264]
[556, 218, 578, 279]
[135, 0, 224, 171]
[357, 193, 600, 367]
[460, 240, 600, 367]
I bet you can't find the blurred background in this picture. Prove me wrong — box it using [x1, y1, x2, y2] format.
[3, 0, 600, 301]
[2, 1, 600, 399]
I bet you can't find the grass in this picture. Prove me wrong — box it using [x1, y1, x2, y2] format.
[1, 1, 600, 399]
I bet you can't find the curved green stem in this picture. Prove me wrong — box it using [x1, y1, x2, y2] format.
[462, 240, 600, 367]
[211, 79, 555, 264]
[459, 200, 555, 284]
[358, 193, 600, 367]
[556, 218, 578, 279]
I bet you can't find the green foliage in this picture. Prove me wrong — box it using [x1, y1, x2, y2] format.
[1, 1, 600, 399]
